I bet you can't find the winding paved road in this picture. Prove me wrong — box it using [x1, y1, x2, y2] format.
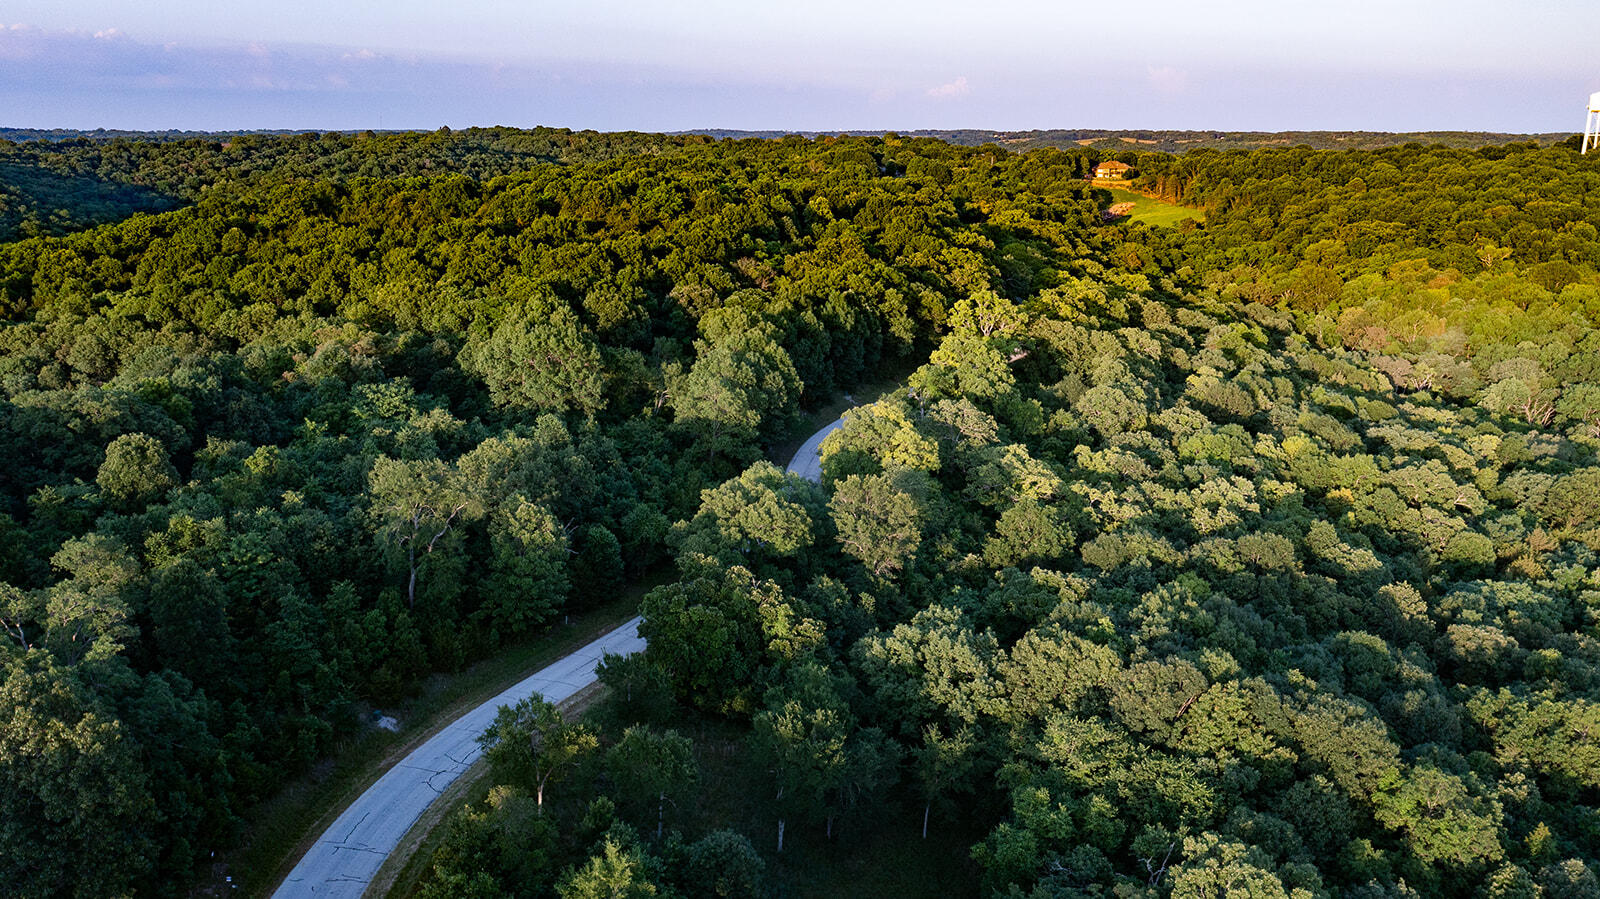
[785, 414, 846, 482]
[272, 619, 644, 897]
[272, 414, 842, 897]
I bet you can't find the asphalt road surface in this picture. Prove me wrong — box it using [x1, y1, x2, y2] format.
[786, 414, 847, 482]
[273, 413, 845, 897]
[272, 617, 645, 898]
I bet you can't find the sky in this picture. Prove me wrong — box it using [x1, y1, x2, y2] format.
[1, 0, 1595, 133]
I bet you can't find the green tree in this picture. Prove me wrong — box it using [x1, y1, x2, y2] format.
[829, 471, 924, 578]
[42, 534, 139, 666]
[0, 581, 41, 653]
[1166, 834, 1294, 899]
[817, 397, 940, 481]
[460, 302, 607, 416]
[96, 432, 179, 510]
[909, 333, 1018, 405]
[948, 289, 1028, 339]
[755, 659, 896, 844]
[478, 697, 599, 811]
[672, 326, 802, 462]
[984, 499, 1073, 569]
[594, 653, 676, 728]
[751, 662, 857, 851]
[477, 498, 569, 642]
[1374, 761, 1505, 874]
[680, 829, 766, 898]
[605, 726, 697, 839]
[0, 651, 157, 897]
[639, 566, 819, 715]
[572, 524, 626, 602]
[672, 460, 827, 576]
[911, 722, 978, 839]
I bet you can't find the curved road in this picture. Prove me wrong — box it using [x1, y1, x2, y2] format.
[785, 414, 846, 482]
[273, 415, 841, 896]
[272, 619, 644, 897]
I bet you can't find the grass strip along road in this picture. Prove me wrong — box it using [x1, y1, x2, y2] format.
[271, 620, 645, 897]
[272, 415, 841, 896]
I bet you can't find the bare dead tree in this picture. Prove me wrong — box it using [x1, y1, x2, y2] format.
[393, 501, 468, 608]
[0, 614, 30, 651]
[1520, 391, 1556, 427]
[1142, 839, 1178, 888]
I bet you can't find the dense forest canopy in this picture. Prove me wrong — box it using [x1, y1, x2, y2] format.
[0, 127, 713, 241]
[0, 127, 1575, 243]
[0, 128, 1596, 899]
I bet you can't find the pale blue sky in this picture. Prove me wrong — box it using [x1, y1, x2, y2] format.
[1, 0, 1593, 132]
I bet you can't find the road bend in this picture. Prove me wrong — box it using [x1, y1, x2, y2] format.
[272, 617, 644, 897]
[274, 413, 843, 896]
[785, 414, 846, 482]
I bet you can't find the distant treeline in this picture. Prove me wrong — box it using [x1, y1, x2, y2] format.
[0, 127, 708, 240]
[4, 124, 1566, 153]
[0, 128, 316, 143]
[683, 129, 1569, 154]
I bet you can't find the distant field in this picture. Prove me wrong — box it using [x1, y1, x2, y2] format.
[1099, 185, 1203, 226]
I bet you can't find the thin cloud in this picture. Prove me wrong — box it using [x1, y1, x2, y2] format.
[0, 20, 1579, 132]
[926, 75, 970, 99]
[1147, 65, 1188, 95]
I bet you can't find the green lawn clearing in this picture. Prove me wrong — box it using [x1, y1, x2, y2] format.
[1100, 185, 1203, 227]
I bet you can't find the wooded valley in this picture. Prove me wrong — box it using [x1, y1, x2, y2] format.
[0, 128, 1596, 898]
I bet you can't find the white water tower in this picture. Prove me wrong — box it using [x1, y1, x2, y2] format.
[1585, 91, 1600, 154]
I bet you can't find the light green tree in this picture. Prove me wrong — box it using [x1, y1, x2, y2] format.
[557, 838, 658, 899]
[96, 432, 179, 509]
[460, 302, 607, 416]
[369, 455, 480, 609]
[478, 697, 599, 811]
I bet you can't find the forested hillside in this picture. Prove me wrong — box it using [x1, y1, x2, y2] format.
[0, 130, 1597, 898]
[0, 127, 704, 240]
[0, 132, 1105, 895]
[0, 128, 1571, 242]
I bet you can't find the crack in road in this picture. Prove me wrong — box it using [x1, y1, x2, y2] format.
[427, 767, 462, 793]
[333, 811, 369, 847]
[274, 414, 847, 897]
[272, 616, 647, 898]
